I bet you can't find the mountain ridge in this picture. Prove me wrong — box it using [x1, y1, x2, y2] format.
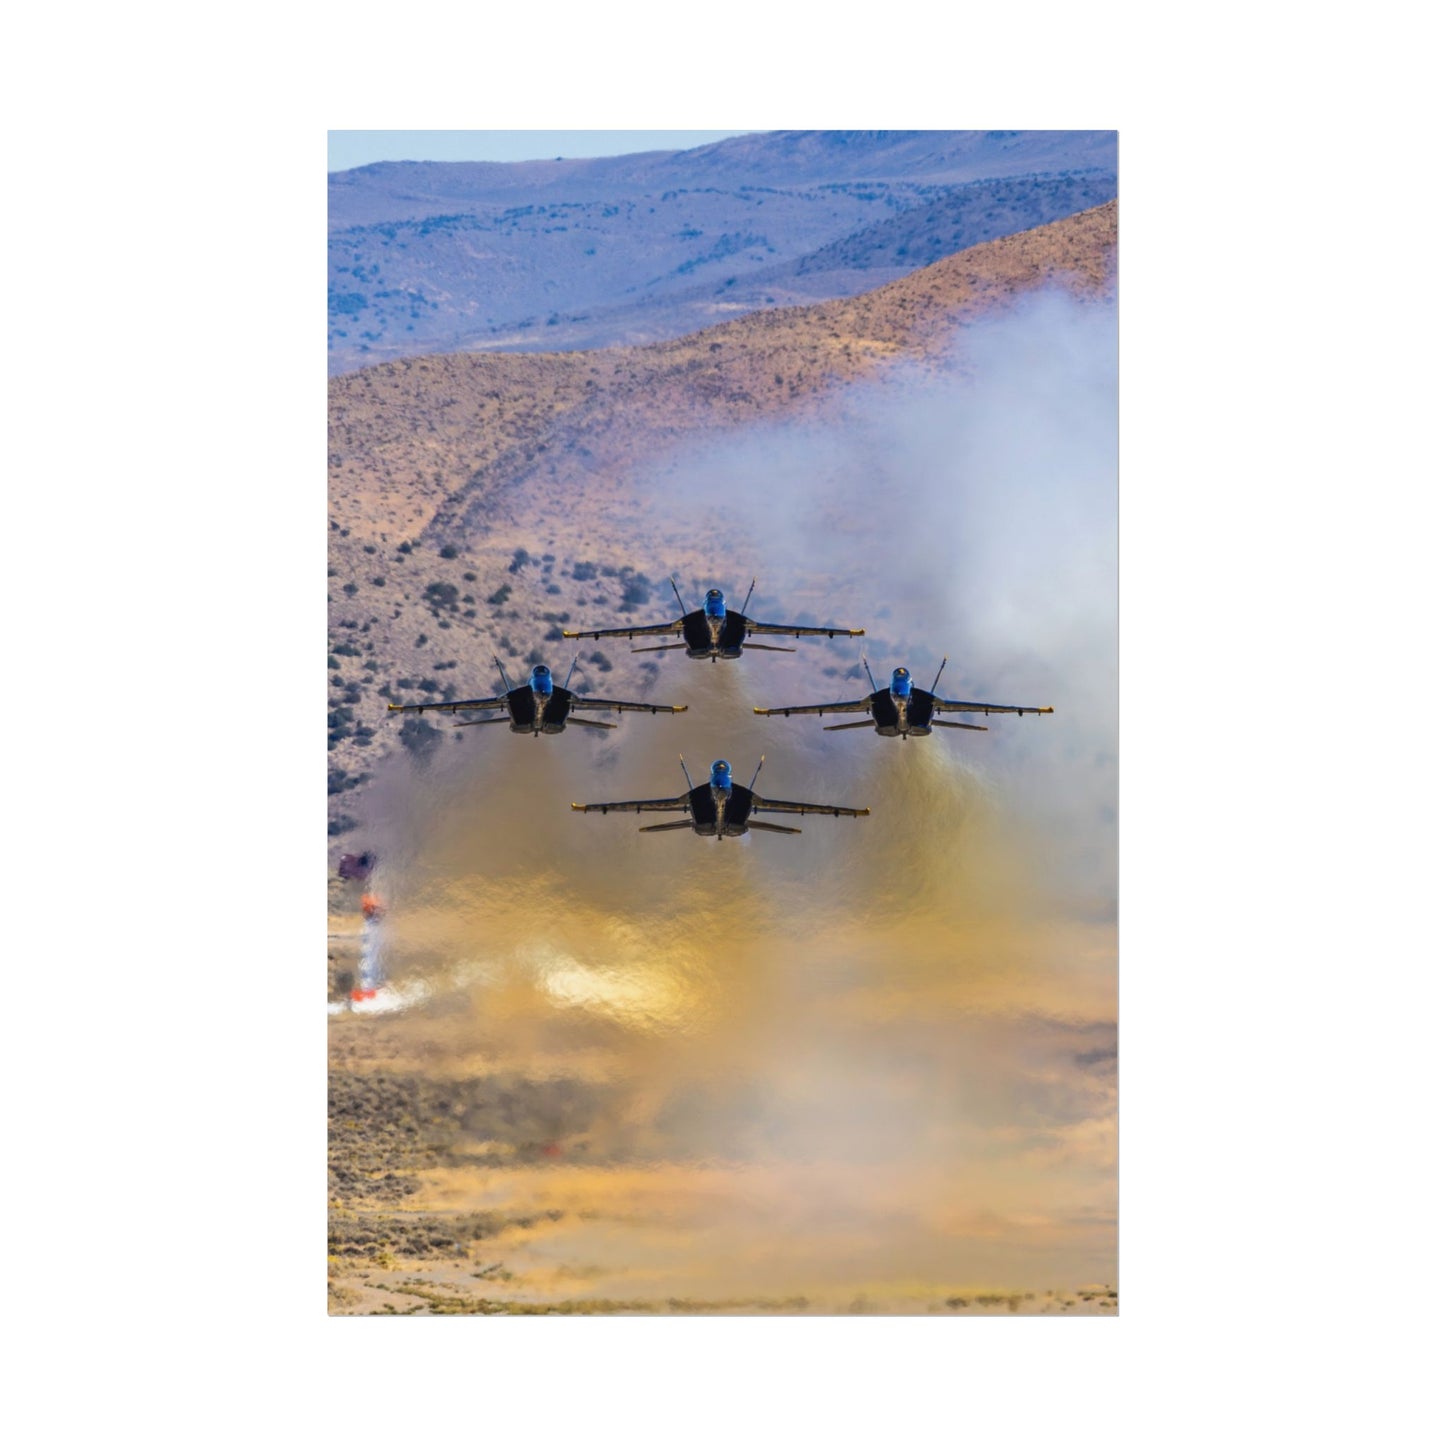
[328, 130, 1115, 372]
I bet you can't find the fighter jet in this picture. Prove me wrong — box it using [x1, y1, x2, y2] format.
[386, 658, 686, 736]
[753, 658, 1054, 739]
[571, 757, 869, 838]
[562, 578, 864, 662]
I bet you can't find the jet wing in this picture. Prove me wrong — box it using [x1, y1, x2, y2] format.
[570, 793, 691, 816]
[933, 698, 1055, 716]
[562, 619, 684, 642]
[751, 795, 870, 818]
[752, 696, 870, 718]
[387, 695, 508, 715]
[745, 619, 865, 640]
[570, 698, 688, 715]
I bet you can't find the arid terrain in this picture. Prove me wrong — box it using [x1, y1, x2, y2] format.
[328, 130, 1115, 369]
[328, 193, 1119, 1315]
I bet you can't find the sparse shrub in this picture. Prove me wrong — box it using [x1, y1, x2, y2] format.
[571, 561, 597, 581]
[619, 574, 652, 609]
[486, 584, 512, 606]
[589, 651, 612, 673]
[462, 571, 476, 582]
[424, 582, 459, 608]
[342, 582, 358, 596]
[415, 634, 427, 647]
[508, 548, 530, 574]
[545, 625, 564, 641]
[398, 716, 442, 763]
[328, 815, 358, 836]
[440, 545, 459, 559]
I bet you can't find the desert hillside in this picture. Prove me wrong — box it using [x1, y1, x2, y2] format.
[328, 130, 1115, 369]
[327, 201, 1116, 847]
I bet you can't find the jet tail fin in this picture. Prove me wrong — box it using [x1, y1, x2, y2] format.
[669, 574, 691, 616]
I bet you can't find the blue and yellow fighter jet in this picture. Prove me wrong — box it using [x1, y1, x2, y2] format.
[562, 578, 864, 662]
[387, 658, 686, 736]
[571, 757, 869, 838]
[753, 658, 1053, 739]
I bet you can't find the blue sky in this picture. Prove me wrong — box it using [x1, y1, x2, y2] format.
[328, 130, 756, 173]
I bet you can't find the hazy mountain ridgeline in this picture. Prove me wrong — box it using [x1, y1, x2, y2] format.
[326, 202, 1117, 846]
[328, 130, 1116, 371]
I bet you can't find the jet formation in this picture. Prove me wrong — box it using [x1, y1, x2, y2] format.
[384, 577, 1054, 838]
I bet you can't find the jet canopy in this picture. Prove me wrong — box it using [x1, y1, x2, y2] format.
[530, 664, 553, 695]
[704, 589, 727, 619]
[890, 667, 913, 698]
[710, 759, 733, 790]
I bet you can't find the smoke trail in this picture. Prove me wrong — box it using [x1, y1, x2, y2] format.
[344, 290, 1118, 1298]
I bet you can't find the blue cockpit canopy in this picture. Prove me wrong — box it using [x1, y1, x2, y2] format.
[710, 759, 733, 790]
[531, 664, 553, 695]
[890, 667, 913, 698]
[704, 588, 726, 619]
